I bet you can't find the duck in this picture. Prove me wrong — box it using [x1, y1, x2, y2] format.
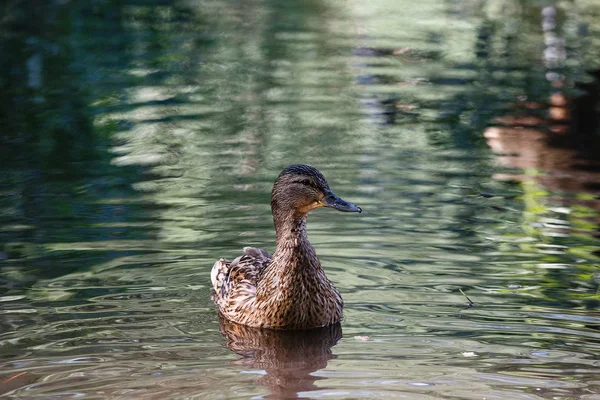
[211, 164, 361, 330]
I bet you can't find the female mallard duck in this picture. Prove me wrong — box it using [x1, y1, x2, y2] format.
[211, 164, 361, 330]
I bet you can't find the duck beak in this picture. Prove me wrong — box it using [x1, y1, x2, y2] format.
[320, 190, 362, 213]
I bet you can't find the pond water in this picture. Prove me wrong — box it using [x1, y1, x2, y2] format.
[1, 0, 600, 399]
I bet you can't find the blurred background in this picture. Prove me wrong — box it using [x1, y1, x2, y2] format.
[1, 0, 599, 398]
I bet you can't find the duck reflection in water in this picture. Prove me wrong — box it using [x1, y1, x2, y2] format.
[219, 318, 342, 399]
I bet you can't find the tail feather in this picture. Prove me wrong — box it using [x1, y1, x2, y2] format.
[211, 258, 231, 293]
[211, 247, 271, 309]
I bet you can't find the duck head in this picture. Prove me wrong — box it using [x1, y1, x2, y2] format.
[271, 164, 362, 220]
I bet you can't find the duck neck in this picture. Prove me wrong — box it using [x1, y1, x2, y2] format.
[272, 212, 319, 270]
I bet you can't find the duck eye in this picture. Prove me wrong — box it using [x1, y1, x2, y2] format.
[301, 179, 311, 186]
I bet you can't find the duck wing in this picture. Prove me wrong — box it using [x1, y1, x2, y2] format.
[211, 247, 271, 303]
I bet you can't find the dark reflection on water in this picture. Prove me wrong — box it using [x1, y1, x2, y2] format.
[219, 319, 342, 399]
[1, 0, 600, 398]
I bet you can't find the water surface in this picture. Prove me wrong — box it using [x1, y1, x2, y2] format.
[1, 0, 600, 399]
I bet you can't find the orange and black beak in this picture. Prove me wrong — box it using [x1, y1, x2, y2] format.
[320, 190, 362, 213]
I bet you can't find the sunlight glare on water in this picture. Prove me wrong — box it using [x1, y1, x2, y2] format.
[1, 0, 599, 399]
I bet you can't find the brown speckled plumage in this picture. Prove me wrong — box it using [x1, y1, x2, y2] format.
[211, 164, 361, 330]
